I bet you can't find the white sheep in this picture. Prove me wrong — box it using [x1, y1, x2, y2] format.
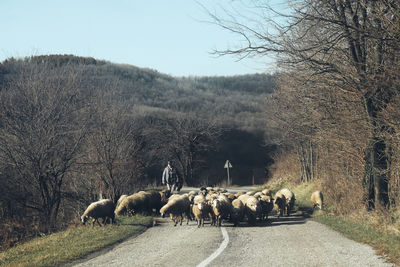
[262, 188, 272, 196]
[311, 191, 324, 210]
[245, 196, 261, 224]
[81, 199, 115, 226]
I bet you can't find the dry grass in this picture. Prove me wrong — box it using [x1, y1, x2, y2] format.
[0, 215, 153, 267]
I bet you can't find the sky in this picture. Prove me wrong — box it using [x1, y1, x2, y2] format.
[1, 0, 283, 77]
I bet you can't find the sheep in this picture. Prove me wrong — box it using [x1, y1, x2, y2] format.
[230, 199, 245, 226]
[114, 192, 150, 216]
[253, 192, 263, 200]
[160, 194, 191, 226]
[262, 188, 272, 196]
[81, 199, 115, 227]
[237, 193, 251, 206]
[116, 195, 128, 211]
[160, 189, 170, 208]
[245, 196, 261, 225]
[144, 191, 162, 214]
[227, 193, 236, 203]
[259, 195, 274, 221]
[212, 195, 232, 227]
[278, 188, 296, 216]
[192, 199, 212, 227]
[235, 191, 247, 198]
[311, 191, 324, 210]
[274, 192, 286, 217]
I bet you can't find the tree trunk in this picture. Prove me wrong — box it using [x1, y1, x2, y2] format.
[363, 95, 390, 209]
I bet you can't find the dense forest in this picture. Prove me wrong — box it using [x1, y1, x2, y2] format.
[0, 55, 276, 246]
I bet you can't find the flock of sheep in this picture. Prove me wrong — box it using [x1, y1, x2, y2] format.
[80, 187, 324, 227]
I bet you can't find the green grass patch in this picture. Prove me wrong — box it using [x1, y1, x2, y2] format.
[0, 215, 153, 267]
[312, 213, 400, 265]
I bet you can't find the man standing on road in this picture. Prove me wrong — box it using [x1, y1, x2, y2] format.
[162, 161, 181, 194]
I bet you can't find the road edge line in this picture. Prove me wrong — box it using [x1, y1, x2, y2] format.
[196, 227, 229, 267]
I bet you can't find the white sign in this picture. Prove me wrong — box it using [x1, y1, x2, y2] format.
[224, 160, 232, 168]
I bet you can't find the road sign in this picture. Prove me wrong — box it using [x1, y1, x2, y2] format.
[224, 160, 232, 168]
[224, 160, 232, 185]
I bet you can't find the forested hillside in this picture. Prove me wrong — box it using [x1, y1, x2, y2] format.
[0, 55, 276, 246]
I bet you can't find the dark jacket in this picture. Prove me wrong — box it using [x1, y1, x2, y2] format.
[162, 166, 180, 185]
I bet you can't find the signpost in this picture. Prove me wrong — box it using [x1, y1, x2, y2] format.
[224, 160, 232, 185]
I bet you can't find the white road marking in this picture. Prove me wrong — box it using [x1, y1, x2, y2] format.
[196, 227, 229, 267]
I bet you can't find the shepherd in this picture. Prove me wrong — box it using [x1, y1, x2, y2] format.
[162, 161, 181, 194]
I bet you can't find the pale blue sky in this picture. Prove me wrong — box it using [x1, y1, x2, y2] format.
[1, 0, 283, 76]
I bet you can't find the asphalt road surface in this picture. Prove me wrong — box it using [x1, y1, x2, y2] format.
[70, 188, 395, 267]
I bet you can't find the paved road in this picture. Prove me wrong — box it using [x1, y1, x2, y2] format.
[71, 188, 395, 267]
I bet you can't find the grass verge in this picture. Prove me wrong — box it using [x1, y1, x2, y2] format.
[312, 212, 400, 265]
[0, 215, 153, 267]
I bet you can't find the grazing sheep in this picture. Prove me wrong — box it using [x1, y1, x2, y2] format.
[230, 199, 245, 226]
[278, 188, 295, 216]
[311, 191, 324, 210]
[81, 199, 115, 226]
[116, 195, 128, 211]
[274, 192, 286, 217]
[259, 195, 274, 221]
[115, 192, 149, 216]
[160, 195, 191, 226]
[212, 195, 232, 227]
[245, 196, 261, 225]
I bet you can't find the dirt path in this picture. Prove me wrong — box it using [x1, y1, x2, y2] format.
[71, 213, 394, 267]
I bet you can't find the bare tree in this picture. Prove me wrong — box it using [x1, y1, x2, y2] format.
[207, 0, 400, 208]
[155, 113, 222, 186]
[0, 60, 89, 231]
[88, 96, 145, 202]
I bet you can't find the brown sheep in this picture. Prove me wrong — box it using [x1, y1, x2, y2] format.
[143, 191, 162, 214]
[212, 195, 232, 227]
[81, 199, 115, 226]
[259, 195, 274, 221]
[277, 188, 295, 216]
[114, 192, 150, 216]
[311, 191, 324, 210]
[192, 200, 212, 227]
[115, 195, 128, 211]
[231, 199, 245, 226]
[274, 192, 286, 217]
[160, 195, 191, 226]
